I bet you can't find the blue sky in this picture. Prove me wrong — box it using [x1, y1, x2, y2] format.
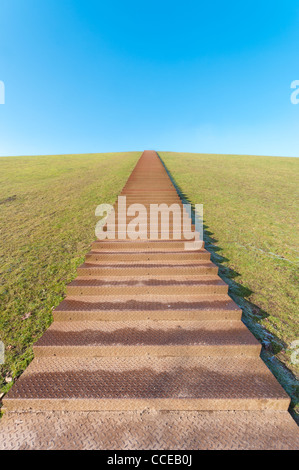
[0, 0, 298, 157]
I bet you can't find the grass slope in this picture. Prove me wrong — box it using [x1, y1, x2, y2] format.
[0, 152, 141, 397]
[159, 152, 299, 411]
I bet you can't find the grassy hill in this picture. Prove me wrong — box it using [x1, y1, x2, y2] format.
[0, 150, 298, 416]
[159, 151, 299, 410]
[0, 152, 141, 396]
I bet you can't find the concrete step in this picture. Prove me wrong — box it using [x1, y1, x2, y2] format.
[3, 356, 290, 411]
[53, 294, 242, 321]
[113, 199, 186, 203]
[85, 250, 210, 263]
[107, 218, 191, 225]
[77, 261, 218, 276]
[1, 410, 298, 450]
[112, 205, 186, 212]
[122, 185, 175, 189]
[97, 234, 200, 241]
[91, 240, 204, 250]
[104, 222, 195, 228]
[103, 226, 197, 234]
[111, 211, 188, 217]
[114, 196, 182, 200]
[111, 207, 190, 213]
[122, 191, 177, 194]
[33, 320, 261, 357]
[66, 276, 228, 296]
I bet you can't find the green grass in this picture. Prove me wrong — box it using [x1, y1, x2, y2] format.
[0, 152, 141, 397]
[159, 151, 299, 411]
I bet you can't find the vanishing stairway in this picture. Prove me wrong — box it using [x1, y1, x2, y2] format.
[1, 150, 298, 450]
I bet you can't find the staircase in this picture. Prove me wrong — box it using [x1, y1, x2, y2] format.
[0, 150, 298, 449]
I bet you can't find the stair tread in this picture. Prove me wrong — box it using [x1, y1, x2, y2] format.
[85, 258, 210, 265]
[79, 261, 216, 268]
[4, 357, 289, 408]
[69, 276, 226, 286]
[34, 320, 260, 347]
[93, 239, 192, 243]
[76, 275, 218, 281]
[0, 410, 298, 450]
[55, 295, 241, 312]
[88, 250, 206, 255]
[91, 247, 202, 252]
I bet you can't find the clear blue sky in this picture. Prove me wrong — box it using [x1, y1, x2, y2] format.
[0, 0, 298, 157]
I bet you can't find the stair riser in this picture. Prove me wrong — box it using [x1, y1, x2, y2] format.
[53, 310, 242, 322]
[112, 209, 189, 215]
[91, 246, 200, 250]
[106, 218, 193, 223]
[111, 213, 188, 219]
[122, 186, 175, 189]
[84, 260, 211, 266]
[115, 197, 182, 201]
[95, 235, 199, 241]
[77, 268, 217, 276]
[114, 203, 182, 207]
[76, 276, 219, 282]
[122, 187, 175, 189]
[66, 285, 228, 295]
[3, 398, 289, 412]
[85, 253, 210, 262]
[91, 238, 195, 244]
[91, 241, 204, 252]
[112, 207, 188, 213]
[104, 226, 196, 232]
[34, 345, 261, 358]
